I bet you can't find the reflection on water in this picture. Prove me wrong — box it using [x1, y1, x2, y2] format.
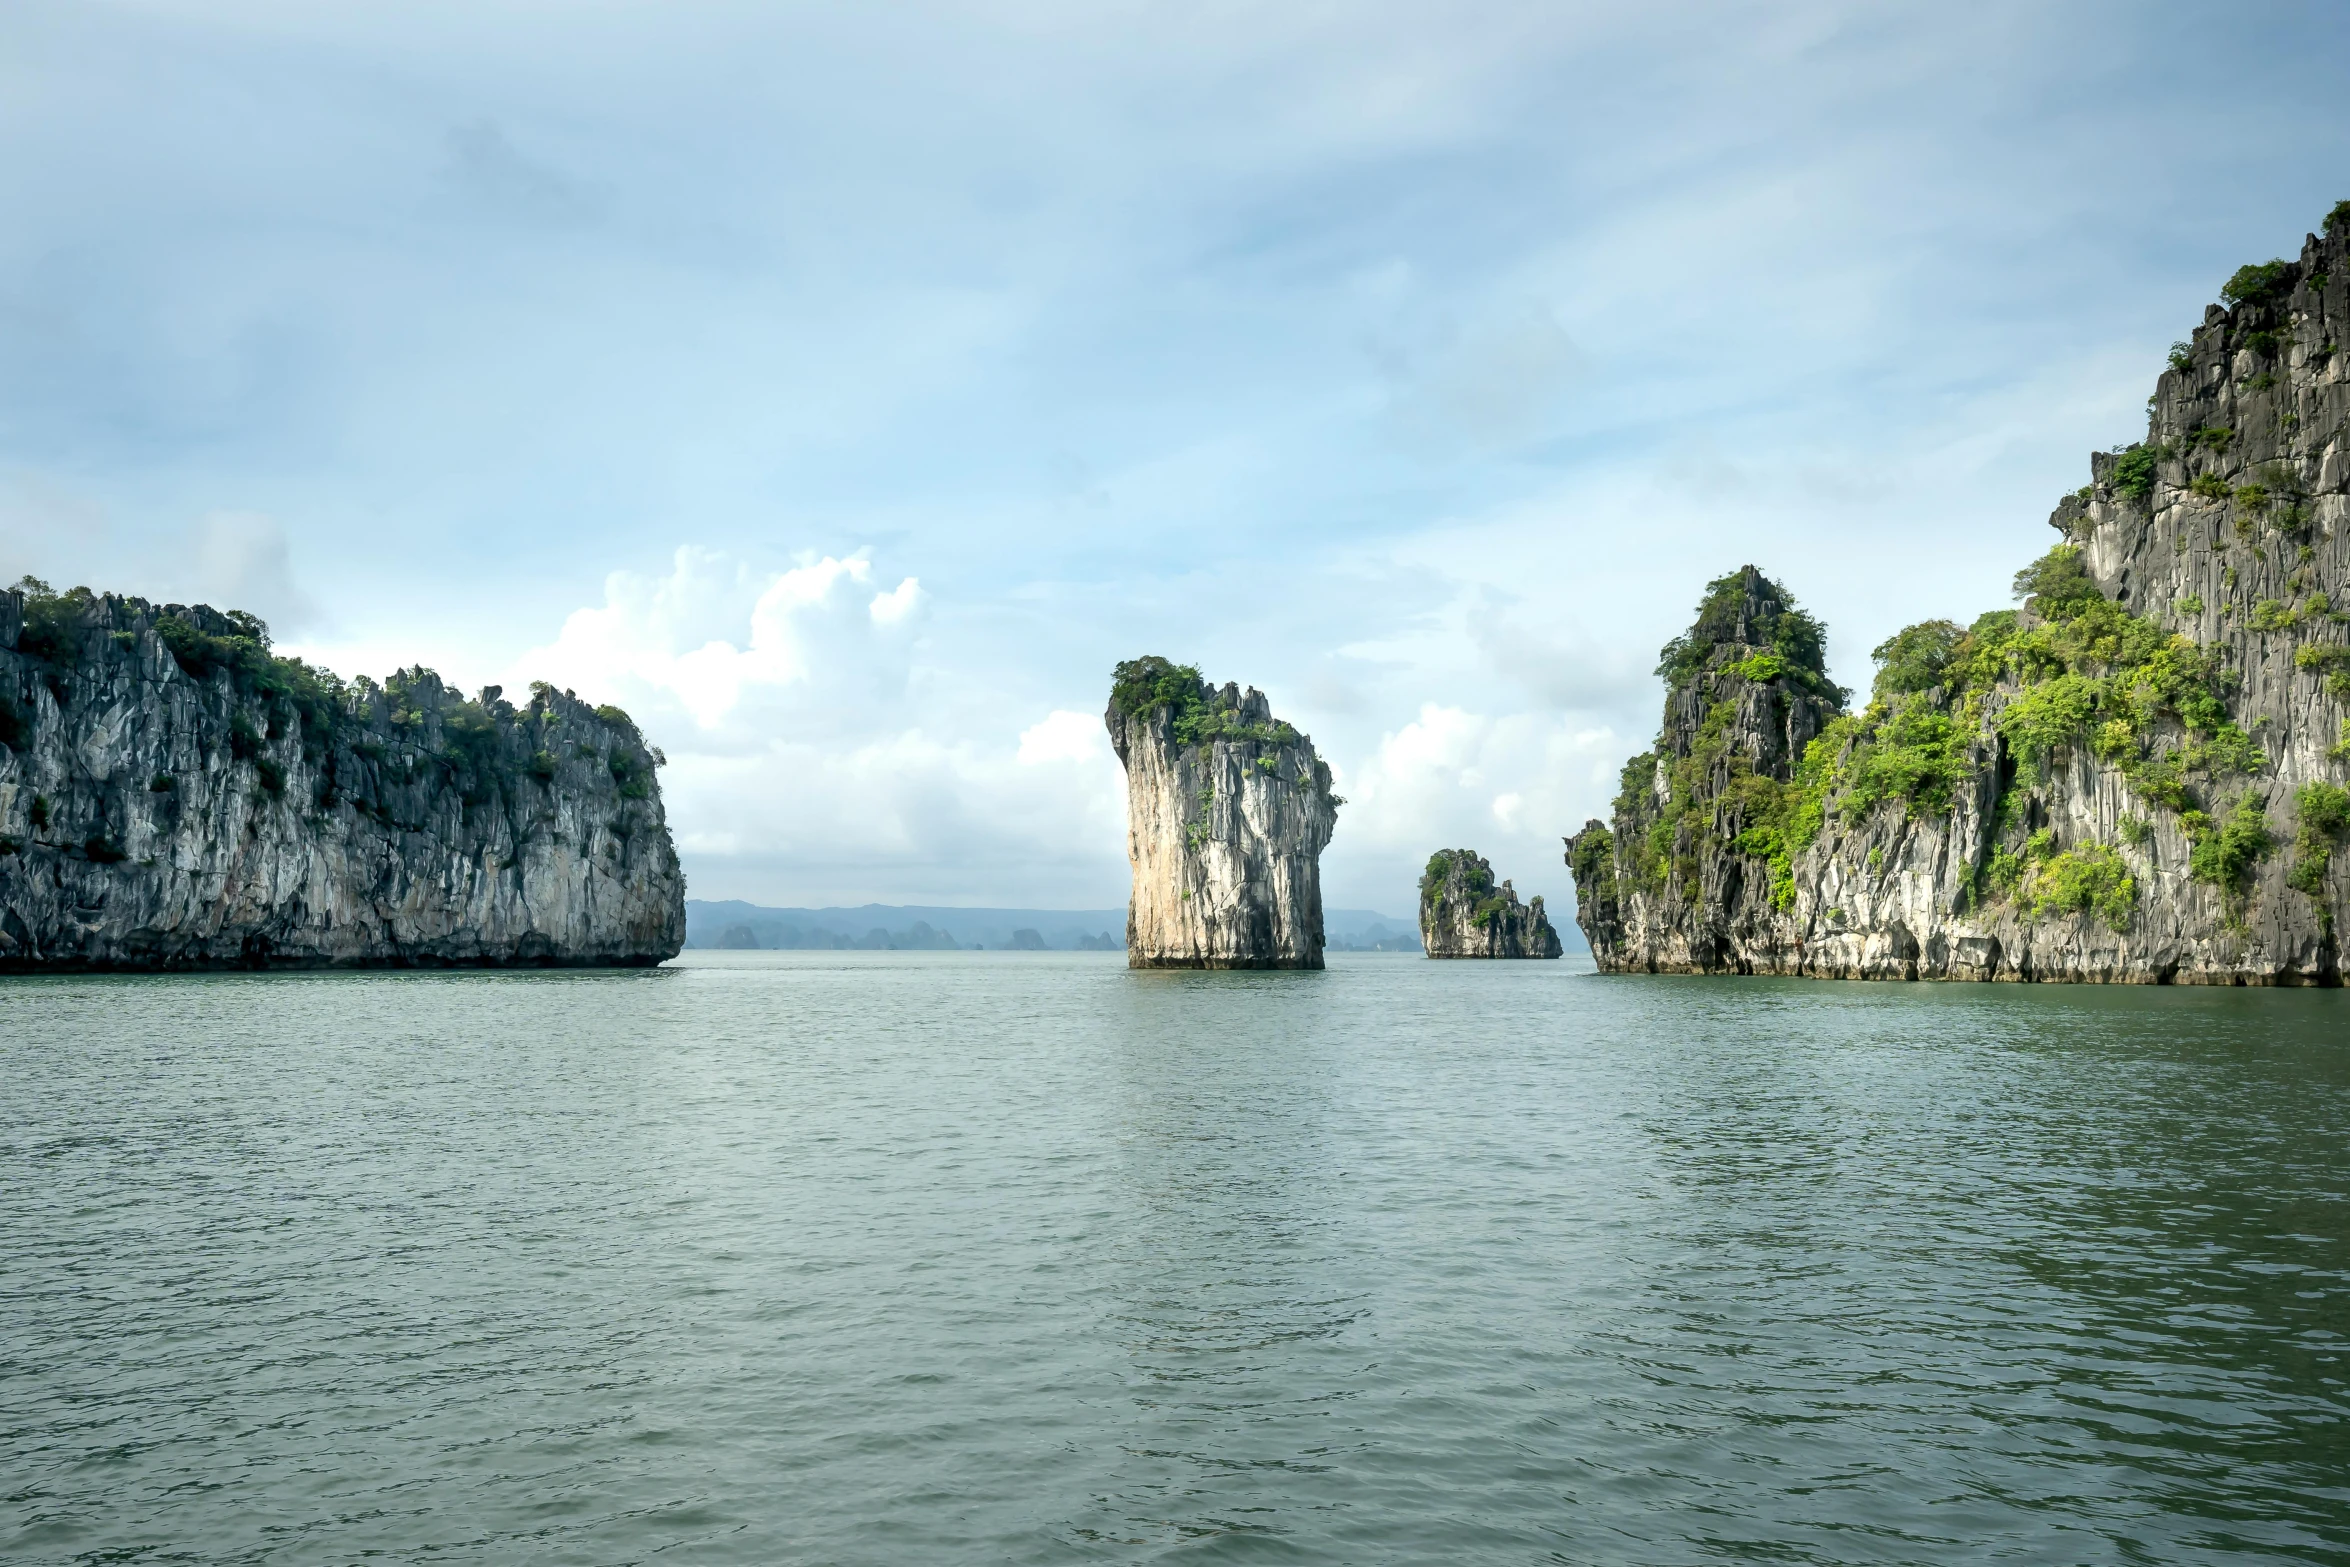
[3, 954, 2346, 1563]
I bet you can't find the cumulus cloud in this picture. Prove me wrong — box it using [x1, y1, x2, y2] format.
[1329, 701, 1623, 906]
[508, 547, 1126, 906]
[517, 548, 922, 732]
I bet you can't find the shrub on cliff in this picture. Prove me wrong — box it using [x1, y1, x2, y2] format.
[2185, 794, 2273, 894]
[2023, 843, 2137, 932]
[2287, 783, 2350, 896]
[2108, 443, 2160, 504]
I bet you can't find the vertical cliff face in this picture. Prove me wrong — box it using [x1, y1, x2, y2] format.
[1105, 657, 1338, 969]
[1418, 849, 1563, 958]
[1566, 205, 2350, 984]
[0, 586, 684, 968]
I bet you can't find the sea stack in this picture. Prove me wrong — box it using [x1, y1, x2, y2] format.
[1564, 201, 2350, 984]
[1418, 849, 1564, 958]
[0, 584, 685, 968]
[1105, 656, 1337, 968]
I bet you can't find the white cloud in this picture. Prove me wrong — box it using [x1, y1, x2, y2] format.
[515, 548, 920, 731]
[503, 546, 1127, 906]
[1017, 708, 1107, 766]
[869, 576, 923, 625]
[1324, 700, 1620, 906]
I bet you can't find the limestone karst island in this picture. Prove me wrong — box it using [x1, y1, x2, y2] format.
[1107, 657, 1339, 968]
[1419, 849, 1563, 959]
[0, 586, 683, 968]
[1567, 206, 2350, 986]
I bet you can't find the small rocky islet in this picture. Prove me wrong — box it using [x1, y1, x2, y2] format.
[0, 587, 682, 968]
[1567, 201, 2350, 985]
[1419, 849, 1562, 959]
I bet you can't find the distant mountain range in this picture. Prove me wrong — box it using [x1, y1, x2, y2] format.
[683, 900, 1429, 952]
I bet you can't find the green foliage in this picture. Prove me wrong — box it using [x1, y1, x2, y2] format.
[2167, 340, 2194, 372]
[529, 750, 559, 781]
[1870, 620, 1964, 698]
[2011, 546, 2099, 618]
[1110, 656, 1205, 719]
[2177, 595, 2203, 617]
[2294, 643, 2350, 674]
[1844, 699, 1970, 817]
[2243, 330, 2282, 359]
[608, 752, 654, 801]
[2326, 200, 2350, 239]
[2118, 815, 2151, 848]
[2191, 425, 2234, 451]
[29, 794, 50, 829]
[2249, 599, 2301, 633]
[2185, 793, 2272, 893]
[2109, 443, 2160, 503]
[2221, 260, 2293, 309]
[2024, 843, 2137, 932]
[229, 713, 263, 761]
[1566, 824, 1615, 897]
[149, 773, 175, 792]
[2288, 782, 2350, 896]
[1995, 673, 2099, 781]
[84, 832, 128, 865]
[12, 577, 88, 671]
[255, 759, 286, 797]
[2189, 472, 2230, 501]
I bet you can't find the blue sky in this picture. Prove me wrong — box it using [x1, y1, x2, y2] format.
[5, 0, 2347, 913]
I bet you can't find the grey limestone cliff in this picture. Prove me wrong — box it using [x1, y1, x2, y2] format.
[1106, 657, 1338, 968]
[1418, 849, 1563, 958]
[0, 584, 684, 969]
[1566, 204, 2350, 984]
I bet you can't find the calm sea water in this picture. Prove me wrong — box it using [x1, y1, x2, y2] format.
[4, 952, 2348, 1564]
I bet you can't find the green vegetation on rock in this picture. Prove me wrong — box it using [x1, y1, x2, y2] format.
[2287, 783, 2350, 896]
[2220, 260, 2294, 310]
[1654, 567, 1842, 703]
[1110, 656, 1303, 749]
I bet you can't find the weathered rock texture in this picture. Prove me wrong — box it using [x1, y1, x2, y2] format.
[1419, 849, 1563, 958]
[0, 586, 684, 969]
[1567, 206, 2350, 984]
[1106, 657, 1338, 969]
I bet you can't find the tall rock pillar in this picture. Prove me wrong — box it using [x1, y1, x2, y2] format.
[1106, 657, 1338, 969]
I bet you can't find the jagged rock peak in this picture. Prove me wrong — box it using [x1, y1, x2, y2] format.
[1105, 656, 1337, 969]
[1418, 848, 1562, 959]
[0, 581, 684, 969]
[1654, 564, 1846, 704]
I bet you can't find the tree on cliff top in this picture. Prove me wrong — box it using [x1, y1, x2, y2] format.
[1653, 565, 1838, 701]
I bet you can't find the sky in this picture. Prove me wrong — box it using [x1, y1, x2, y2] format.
[5, 0, 2348, 915]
